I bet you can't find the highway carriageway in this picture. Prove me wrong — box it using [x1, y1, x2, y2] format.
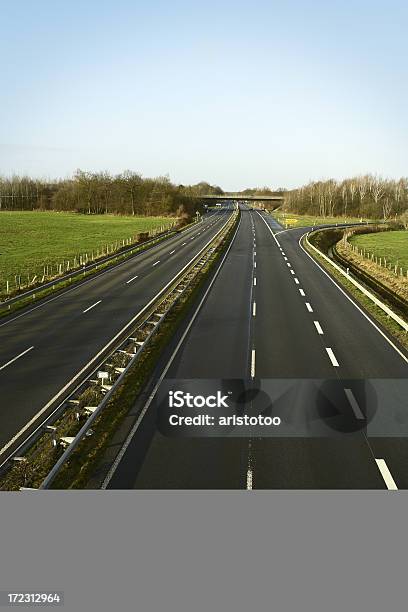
[105, 205, 408, 490]
[0, 207, 233, 465]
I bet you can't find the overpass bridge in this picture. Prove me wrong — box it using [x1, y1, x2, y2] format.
[199, 193, 284, 202]
[199, 193, 284, 210]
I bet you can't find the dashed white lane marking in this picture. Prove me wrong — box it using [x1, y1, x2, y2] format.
[299, 288, 305, 296]
[305, 302, 313, 312]
[126, 275, 138, 284]
[294, 278, 300, 284]
[326, 347, 339, 367]
[375, 459, 398, 490]
[254, 262, 257, 268]
[253, 277, 257, 286]
[182, 242, 186, 246]
[251, 349, 256, 378]
[287, 262, 291, 267]
[254, 251, 256, 256]
[0, 346, 34, 372]
[290, 270, 295, 275]
[282, 251, 285, 255]
[83, 300, 102, 313]
[169, 250, 176, 255]
[252, 302, 256, 317]
[152, 261, 160, 266]
[247, 468, 253, 490]
[313, 320, 324, 335]
[284, 256, 288, 261]
[344, 388, 365, 420]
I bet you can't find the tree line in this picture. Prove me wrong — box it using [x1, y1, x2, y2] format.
[283, 175, 408, 220]
[0, 171, 224, 219]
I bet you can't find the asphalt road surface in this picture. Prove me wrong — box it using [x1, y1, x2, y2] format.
[0, 207, 232, 463]
[107, 206, 408, 489]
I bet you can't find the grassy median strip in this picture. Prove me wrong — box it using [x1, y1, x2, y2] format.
[0, 214, 238, 491]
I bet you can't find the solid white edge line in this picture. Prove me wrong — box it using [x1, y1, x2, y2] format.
[83, 300, 102, 313]
[0, 346, 34, 372]
[299, 232, 408, 364]
[0, 213, 234, 463]
[101, 213, 242, 488]
[326, 347, 340, 367]
[375, 459, 398, 490]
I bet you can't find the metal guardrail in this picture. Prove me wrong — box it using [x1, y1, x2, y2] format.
[0, 211, 237, 490]
[333, 244, 408, 320]
[305, 231, 408, 333]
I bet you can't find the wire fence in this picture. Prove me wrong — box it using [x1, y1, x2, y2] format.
[343, 230, 408, 280]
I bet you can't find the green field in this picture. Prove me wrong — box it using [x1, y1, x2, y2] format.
[0, 211, 177, 295]
[350, 230, 408, 272]
[272, 211, 375, 229]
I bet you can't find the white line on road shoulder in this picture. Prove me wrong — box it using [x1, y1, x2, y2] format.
[0, 346, 34, 372]
[83, 300, 102, 313]
[326, 347, 339, 367]
[375, 459, 398, 490]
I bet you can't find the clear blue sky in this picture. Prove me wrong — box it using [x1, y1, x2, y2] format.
[1, 0, 407, 190]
